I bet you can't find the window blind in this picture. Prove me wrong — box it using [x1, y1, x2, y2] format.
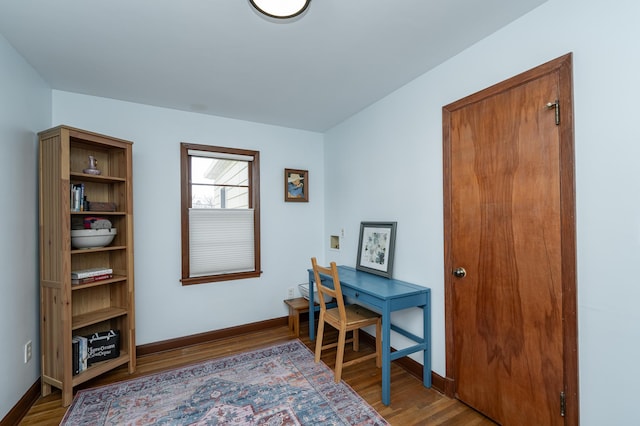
[187, 149, 254, 162]
[189, 208, 255, 277]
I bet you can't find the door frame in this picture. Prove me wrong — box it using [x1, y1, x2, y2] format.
[441, 53, 578, 425]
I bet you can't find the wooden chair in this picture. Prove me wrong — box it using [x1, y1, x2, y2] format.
[311, 257, 382, 383]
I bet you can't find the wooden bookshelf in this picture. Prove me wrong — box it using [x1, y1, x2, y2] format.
[38, 125, 136, 406]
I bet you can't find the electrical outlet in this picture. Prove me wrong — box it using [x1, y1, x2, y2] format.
[287, 287, 295, 299]
[24, 340, 32, 363]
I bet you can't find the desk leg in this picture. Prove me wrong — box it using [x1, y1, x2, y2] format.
[308, 274, 315, 341]
[423, 304, 431, 388]
[381, 306, 391, 405]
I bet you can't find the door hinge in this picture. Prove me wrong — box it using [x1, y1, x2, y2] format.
[560, 391, 566, 417]
[546, 100, 560, 125]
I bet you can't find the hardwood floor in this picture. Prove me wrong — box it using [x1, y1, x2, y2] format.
[19, 322, 496, 425]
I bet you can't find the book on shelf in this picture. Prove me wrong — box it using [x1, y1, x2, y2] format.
[72, 335, 88, 374]
[71, 267, 113, 279]
[72, 274, 113, 285]
[70, 183, 85, 212]
[72, 337, 80, 375]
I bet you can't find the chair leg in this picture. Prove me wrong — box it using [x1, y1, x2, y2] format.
[352, 328, 360, 352]
[334, 328, 347, 383]
[314, 314, 325, 363]
[375, 319, 382, 368]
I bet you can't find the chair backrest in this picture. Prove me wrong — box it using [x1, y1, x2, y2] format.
[311, 257, 347, 323]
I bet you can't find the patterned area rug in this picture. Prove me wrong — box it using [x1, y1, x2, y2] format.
[61, 339, 388, 425]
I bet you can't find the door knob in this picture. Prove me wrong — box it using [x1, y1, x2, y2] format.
[453, 267, 466, 278]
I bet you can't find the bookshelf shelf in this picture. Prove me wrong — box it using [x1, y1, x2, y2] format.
[70, 352, 130, 387]
[71, 211, 127, 215]
[71, 245, 127, 254]
[70, 171, 127, 183]
[39, 125, 136, 407]
[72, 307, 128, 330]
[71, 275, 128, 291]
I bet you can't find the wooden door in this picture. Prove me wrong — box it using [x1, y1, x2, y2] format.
[442, 54, 578, 425]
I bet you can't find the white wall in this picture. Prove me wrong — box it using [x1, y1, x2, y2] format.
[323, 0, 640, 424]
[0, 35, 51, 419]
[3, 0, 640, 423]
[52, 91, 325, 344]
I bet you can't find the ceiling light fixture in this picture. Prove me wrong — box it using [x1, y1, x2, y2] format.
[249, 0, 311, 19]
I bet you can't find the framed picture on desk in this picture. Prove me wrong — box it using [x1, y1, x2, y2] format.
[356, 221, 397, 278]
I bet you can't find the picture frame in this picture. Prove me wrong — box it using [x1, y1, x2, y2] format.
[356, 221, 397, 278]
[284, 168, 308, 202]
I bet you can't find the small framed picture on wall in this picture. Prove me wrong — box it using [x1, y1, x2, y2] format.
[284, 169, 308, 202]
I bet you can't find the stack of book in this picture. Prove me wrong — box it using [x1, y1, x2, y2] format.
[70, 183, 86, 211]
[71, 267, 113, 285]
[72, 335, 88, 375]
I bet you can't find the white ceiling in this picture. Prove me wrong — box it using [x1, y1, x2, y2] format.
[0, 0, 547, 132]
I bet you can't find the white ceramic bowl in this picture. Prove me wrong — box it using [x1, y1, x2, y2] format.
[71, 228, 117, 249]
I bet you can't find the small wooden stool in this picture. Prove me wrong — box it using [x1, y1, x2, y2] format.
[284, 297, 310, 337]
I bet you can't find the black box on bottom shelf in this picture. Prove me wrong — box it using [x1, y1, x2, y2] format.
[86, 329, 120, 365]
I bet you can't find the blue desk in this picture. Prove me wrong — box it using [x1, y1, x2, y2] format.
[307, 265, 431, 405]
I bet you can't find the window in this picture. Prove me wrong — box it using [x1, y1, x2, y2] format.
[180, 143, 261, 285]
